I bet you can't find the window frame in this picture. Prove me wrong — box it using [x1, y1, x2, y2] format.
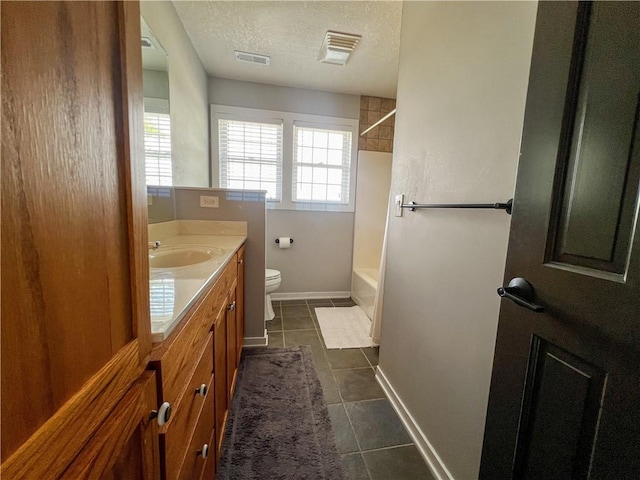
[211, 104, 358, 212]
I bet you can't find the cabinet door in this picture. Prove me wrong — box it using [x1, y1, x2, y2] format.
[213, 301, 228, 455]
[236, 247, 245, 365]
[226, 285, 238, 400]
[1, 1, 151, 476]
[60, 372, 160, 479]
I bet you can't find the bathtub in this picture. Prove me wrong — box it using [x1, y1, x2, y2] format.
[351, 267, 379, 320]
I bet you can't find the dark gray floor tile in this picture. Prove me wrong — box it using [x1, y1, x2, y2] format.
[362, 347, 379, 366]
[362, 445, 434, 480]
[282, 315, 315, 331]
[267, 332, 284, 348]
[282, 305, 311, 317]
[328, 404, 359, 454]
[283, 329, 320, 346]
[333, 368, 384, 402]
[341, 453, 371, 480]
[317, 370, 342, 404]
[311, 348, 331, 372]
[266, 317, 282, 332]
[332, 298, 357, 306]
[326, 349, 371, 370]
[345, 399, 412, 450]
[307, 299, 334, 306]
[280, 299, 307, 305]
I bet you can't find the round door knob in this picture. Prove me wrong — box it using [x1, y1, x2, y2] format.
[196, 383, 207, 398]
[198, 444, 209, 459]
[151, 401, 171, 427]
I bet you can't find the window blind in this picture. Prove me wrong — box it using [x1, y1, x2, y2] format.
[218, 119, 283, 201]
[144, 112, 172, 186]
[292, 125, 352, 204]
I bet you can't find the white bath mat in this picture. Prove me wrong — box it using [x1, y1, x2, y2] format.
[315, 306, 374, 349]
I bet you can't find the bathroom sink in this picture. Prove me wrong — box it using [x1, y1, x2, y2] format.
[149, 246, 224, 269]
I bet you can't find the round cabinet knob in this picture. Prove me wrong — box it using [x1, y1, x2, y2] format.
[196, 383, 207, 398]
[228, 301, 236, 312]
[198, 444, 209, 459]
[151, 401, 172, 427]
[238, 258, 243, 265]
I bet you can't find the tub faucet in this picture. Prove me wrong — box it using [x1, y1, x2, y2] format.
[148, 240, 161, 250]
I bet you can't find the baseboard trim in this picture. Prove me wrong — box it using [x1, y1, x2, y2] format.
[376, 366, 455, 480]
[242, 330, 268, 347]
[271, 291, 351, 300]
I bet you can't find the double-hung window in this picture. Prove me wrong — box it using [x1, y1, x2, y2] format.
[292, 124, 352, 204]
[218, 118, 283, 201]
[212, 105, 358, 211]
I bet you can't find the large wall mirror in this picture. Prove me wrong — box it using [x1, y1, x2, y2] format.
[141, 16, 175, 223]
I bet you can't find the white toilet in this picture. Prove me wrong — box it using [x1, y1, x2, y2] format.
[265, 269, 282, 321]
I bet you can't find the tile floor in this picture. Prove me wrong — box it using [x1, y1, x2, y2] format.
[266, 298, 435, 480]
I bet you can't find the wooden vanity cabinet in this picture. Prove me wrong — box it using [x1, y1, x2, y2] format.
[150, 249, 245, 478]
[236, 246, 246, 365]
[214, 298, 229, 456]
[1, 2, 155, 479]
[227, 280, 239, 399]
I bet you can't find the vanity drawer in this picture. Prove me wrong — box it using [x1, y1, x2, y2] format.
[200, 428, 216, 480]
[153, 294, 214, 406]
[162, 334, 214, 480]
[178, 376, 215, 480]
[201, 254, 238, 320]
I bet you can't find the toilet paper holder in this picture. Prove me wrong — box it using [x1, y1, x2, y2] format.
[275, 238, 294, 244]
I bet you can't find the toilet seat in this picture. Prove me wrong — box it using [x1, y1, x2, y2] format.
[266, 269, 281, 281]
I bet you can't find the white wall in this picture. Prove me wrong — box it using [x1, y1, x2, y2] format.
[142, 69, 169, 100]
[210, 78, 361, 295]
[141, 1, 209, 187]
[266, 210, 354, 295]
[378, 3, 537, 479]
[209, 77, 360, 118]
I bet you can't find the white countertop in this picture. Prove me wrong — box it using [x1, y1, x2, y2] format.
[148, 221, 246, 342]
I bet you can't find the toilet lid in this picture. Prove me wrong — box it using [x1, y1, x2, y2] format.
[266, 268, 281, 280]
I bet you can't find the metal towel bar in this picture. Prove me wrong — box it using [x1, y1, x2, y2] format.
[397, 197, 513, 215]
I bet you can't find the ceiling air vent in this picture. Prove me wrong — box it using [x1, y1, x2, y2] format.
[318, 31, 361, 66]
[235, 51, 271, 66]
[141, 36, 158, 50]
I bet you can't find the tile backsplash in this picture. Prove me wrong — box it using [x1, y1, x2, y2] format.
[358, 96, 396, 153]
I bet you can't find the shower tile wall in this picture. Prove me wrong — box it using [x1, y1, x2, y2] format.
[358, 96, 396, 153]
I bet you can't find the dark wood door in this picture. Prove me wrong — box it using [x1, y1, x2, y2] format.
[481, 2, 640, 479]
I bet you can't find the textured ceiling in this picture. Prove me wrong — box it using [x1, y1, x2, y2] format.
[172, 1, 402, 98]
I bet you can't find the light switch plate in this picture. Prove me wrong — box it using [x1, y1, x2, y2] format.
[395, 194, 404, 217]
[200, 195, 219, 208]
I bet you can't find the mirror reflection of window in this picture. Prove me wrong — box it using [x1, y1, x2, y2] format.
[141, 16, 171, 186]
[144, 98, 172, 186]
[149, 278, 175, 324]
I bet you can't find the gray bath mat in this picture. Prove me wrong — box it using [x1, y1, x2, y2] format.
[217, 346, 344, 479]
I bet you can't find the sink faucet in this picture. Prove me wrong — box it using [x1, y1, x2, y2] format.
[148, 240, 162, 250]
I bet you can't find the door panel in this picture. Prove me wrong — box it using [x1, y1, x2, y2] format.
[481, 2, 640, 479]
[515, 339, 606, 480]
[549, 2, 640, 274]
